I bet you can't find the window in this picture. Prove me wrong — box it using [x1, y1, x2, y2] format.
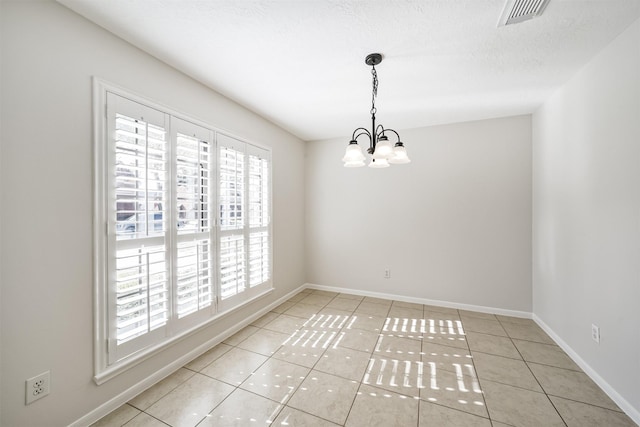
[94, 82, 271, 382]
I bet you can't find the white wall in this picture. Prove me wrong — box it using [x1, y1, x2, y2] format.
[532, 18, 640, 418]
[0, 1, 305, 425]
[306, 115, 532, 312]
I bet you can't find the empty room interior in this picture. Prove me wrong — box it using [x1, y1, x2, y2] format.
[1, 0, 639, 426]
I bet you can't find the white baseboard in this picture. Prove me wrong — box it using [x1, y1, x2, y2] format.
[70, 285, 306, 427]
[303, 282, 532, 318]
[533, 315, 640, 425]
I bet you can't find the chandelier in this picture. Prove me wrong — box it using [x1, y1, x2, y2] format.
[342, 53, 410, 168]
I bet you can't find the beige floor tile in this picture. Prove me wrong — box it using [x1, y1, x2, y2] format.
[123, 412, 167, 427]
[423, 310, 461, 323]
[513, 339, 581, 371]
[325, 297, 361, 311]
[346, 313, 387, 332]
[424, 317, 465, 337]
[91, 404, 140, 427]
[392, 300, 424, 310]
[364, 356, 424, 398]
[420, 366, 487, 417]
[251, 311, 280, 327]
[388, 305, 424, 320]
[185, 343, 233, 372]
[528, 362, 620, 410]
[304, 311, 351, 331]
[283, 327, 339, 350]
[375, 335, 423, 361]
[314, 308, 354, 324]
[273, 328, 334, 367]
[481, 380, 565, 427]
[362, 296, 393, 306]
[273, 301, 296, 314]
[198, 388, 283, 427]
[332, 328, 380, 353]
[424, 305, 459, 316]
[311, 289, 340, 297]
[419, 400, 492, 427]
[273, 406, 341, 426]
[383, 316, 425, 340]
[355, 301, 391, 316]
[223, 325, 260, 346]
[423, 318, 468, 350]
[94, 290, 629, 427]
[458, 310, 497, 321]
[201, 347, 268, 386]
[472, 351, 542, 392]
[338, 293, 364, 301]
[550, 395, 637, 427]
[460, 317, 507, 336]
[287, 370, 360, 425]
[422, 342, 475, 376]
[237, 328, 290, 356]
[129, 368, 195, 410]
[496, 315, 536, 326]
[346, 384, 420, 427]
[422, 333, 469, 350]
[287, 292, 307, 303]
[146, 373, 234, 427]
[465, 331, 521, 359]
[300, 293, 334, 307]
[263, 314, 307, 335]
[240, 357, 309, 404]
[284, 302, 321, 319]
[501, 322, 555, 345]
[315, 346, 372, 381]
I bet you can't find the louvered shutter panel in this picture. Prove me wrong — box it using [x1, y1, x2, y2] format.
[248, 147, 270, 287]
[217, 134, 247, 301]
[108, 93, 169, 361]
[173, 119, 215, 321]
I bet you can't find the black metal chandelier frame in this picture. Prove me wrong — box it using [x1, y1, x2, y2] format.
[346, 53, 407, 165]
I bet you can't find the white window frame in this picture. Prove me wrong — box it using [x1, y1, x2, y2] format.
[93, 79, 272, 384]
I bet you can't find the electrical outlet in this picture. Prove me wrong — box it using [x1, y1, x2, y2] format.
[25, 371, 50, 405]
[384, 269, 391, 279]
[591, 324, 600, 344]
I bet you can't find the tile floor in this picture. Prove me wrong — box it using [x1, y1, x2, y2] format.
[93, 289, 637, 427]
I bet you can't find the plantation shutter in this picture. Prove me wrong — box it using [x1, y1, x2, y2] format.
[98, 84, 272, 375]
[247, 145, 270, 288]
[172, 118, 215, 326]
[218, 134, 246, 302]
[107, 93, 170, 362]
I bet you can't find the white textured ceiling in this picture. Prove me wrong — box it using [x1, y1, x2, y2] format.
[59, 0, 639, 141]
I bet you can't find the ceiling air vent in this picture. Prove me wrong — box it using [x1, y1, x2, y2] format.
[498, 0, 551, 26]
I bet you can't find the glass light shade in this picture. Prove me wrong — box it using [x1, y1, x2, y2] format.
[368, 158, 390, 168]
[342, 142, 365, 163]
[372, 136, 393, 159]
[344, 160, 366, 168]
[388, 144, 411, 164]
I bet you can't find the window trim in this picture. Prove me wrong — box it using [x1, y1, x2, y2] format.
[93, 78, 273, 384]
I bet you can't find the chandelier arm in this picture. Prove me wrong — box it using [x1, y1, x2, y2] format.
[351, 127, 372, 141]
[377, 127, 401, 142]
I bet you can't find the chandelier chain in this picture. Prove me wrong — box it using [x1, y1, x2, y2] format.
[370, 65, 378, 116]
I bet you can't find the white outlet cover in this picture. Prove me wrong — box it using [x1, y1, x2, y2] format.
[25, 371, 50, 405]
